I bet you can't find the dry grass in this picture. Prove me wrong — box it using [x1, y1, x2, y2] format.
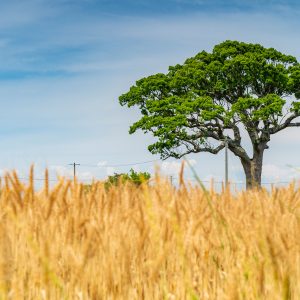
[0, 167, 299, 299]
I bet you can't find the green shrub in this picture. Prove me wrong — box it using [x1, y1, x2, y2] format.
[104, 169, 150, 189]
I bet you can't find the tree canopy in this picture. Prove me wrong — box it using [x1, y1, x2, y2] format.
[119, 41, 300, 188]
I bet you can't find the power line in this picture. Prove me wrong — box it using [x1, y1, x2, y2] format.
[17, 177, 57, 182]
[0, 158, 298, 186]
[9, 177, 92, 183]
[80, 159, 160, 168]
[166, 177, 298, 185]
[3, 176, 299, 186]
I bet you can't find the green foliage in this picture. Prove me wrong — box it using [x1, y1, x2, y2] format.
[104, 169, 151, 189]
[229, 94, 286, 123]
[119, 40, 300, 160]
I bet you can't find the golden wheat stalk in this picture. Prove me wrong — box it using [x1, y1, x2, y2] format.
[0, 170, 298, 299]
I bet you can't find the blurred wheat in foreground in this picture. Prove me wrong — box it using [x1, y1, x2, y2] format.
[0, 169, 300, 299]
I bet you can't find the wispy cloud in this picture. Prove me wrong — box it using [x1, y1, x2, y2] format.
[1, 3, 300, 77]
[262, 164, 300, 182]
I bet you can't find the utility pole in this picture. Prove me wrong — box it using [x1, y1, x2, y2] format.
[69, 162, 80, 182]
[225, 137, 229, 188]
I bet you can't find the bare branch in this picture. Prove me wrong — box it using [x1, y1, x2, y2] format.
[191, 130, 221, 141]
[288, 122, 300, 127]
[175, 142, 225, 159]
[270, 113, 300, 134]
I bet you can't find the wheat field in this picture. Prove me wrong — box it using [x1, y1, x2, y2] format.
[0, 167, 299, 299]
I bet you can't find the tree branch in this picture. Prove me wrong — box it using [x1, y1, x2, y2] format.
[288, 122, 300, 127]
[175, 141, 225, 158]
[227, 139, 251, 162]
[270, 113, 300, 134]
[185, 115, 251, 160]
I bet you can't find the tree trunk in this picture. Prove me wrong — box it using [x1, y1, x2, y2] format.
[241, 147, 264, 189]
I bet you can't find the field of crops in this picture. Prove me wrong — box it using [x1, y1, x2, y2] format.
[0, 167, 299, 299]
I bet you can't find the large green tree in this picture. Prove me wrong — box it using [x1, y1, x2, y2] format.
[119, 41, 300, 189]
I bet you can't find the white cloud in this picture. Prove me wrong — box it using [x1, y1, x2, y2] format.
[161, 159, 197, 176]
[97, 161, 108, 167]
[186, 159, 197, 167]
[106, 167, 115, 176]
[262, 164, 300, 182]
[161, 161, 182, 175]
[78, 171, 94, 181]
[49, 165, 73, 177]
[49, 165, 94, 181]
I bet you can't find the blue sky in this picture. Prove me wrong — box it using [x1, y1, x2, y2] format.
[0, 0, 300, 187]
